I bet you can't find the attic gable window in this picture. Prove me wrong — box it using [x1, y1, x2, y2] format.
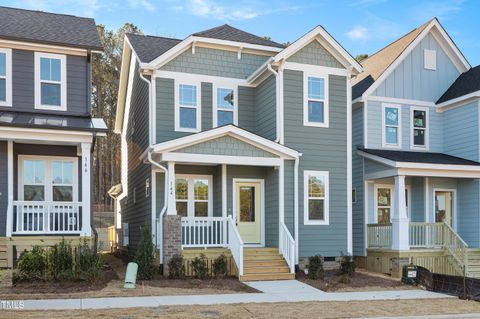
[424, 49, 437, 70]
[35, 52, 67, 111]
[0, 48, 12, 107]
[175, 81, 201, 132]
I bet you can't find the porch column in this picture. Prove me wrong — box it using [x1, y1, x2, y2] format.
[166, 161, 177, 215]
[81, 142, 92, 236]
[5, 140, 13, 237]
[392, 175, 409, 250]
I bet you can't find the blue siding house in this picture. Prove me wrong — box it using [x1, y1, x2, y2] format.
[114, 24, 362, 280]
[352, 18, 480, 278]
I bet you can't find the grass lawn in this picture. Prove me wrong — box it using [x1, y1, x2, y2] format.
[3, 298, 480, 318]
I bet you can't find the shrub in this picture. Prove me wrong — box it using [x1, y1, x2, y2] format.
[134, 226, 156, 280]
[14, 246, 47, 282]
[339, 253, 356, 277]
[212, 254, 228, 277]
[191, 254, 209, 279]
[168, 254, 185, 279]
[338, 274, 351, 284]
[47, 239, 74, 281]
[78, 240, 104, 281]
[307, 255, 324, 280]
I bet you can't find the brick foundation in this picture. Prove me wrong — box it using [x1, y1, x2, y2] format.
[162, 215, 182, 276]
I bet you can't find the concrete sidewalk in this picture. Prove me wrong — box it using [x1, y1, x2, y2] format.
[17, 280, 452, 310]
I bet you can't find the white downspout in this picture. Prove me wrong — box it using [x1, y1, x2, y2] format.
[267, 64, 281, 143]
[294, 156, 299, 264]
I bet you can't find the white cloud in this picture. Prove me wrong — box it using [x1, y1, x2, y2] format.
[346, 25, 369, 41]
[127, 0, 156, 12]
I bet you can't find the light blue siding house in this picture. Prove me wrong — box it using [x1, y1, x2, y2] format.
[115, 24, 362, 280]
[352, 18, 480, 278]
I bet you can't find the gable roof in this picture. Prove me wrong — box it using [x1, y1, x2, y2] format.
[127, 33, 181, 63]
[437, 65, 480, 103]
[0, 6, 102, 51]
[352, 19, 432, 100]
[193, 24, 284, 48]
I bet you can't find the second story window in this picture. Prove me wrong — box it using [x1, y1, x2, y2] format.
[304, 75, 329, 127]
[411, 106, 428, 149]
[214, 87, 236, 127]
[382, 104, 401, 148]
[35, 52, 66, 111]
[0, 48, 12, 107]
[175, 82, 201, 132]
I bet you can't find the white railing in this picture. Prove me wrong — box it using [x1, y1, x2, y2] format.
[227, 216, 244, 276]
[367, 223, 392, 248]
[443, 222, 468, 276]
[279, 223, 295, 273]
[13, 201, 82, 234]
[181, 217, 228, 248]
[409, 222, 444, 248]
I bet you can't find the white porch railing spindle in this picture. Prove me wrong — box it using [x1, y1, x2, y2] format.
[279, 223, 295, 273]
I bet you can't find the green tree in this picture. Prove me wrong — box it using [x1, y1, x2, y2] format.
[355, 54, 369, 63]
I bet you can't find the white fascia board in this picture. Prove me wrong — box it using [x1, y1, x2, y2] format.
[246, 57, 274, 84]
[151, 125, 300, 159]
[357, 150, 397, 167]
[397, 168, 480, 178]
[0, 127, 94, 144]
[162, 152, 283, 166]
[114, 38, 133, 134]
[362, 19, 469, 100]
[436, 91, 480, 110]
[273, 26, 362, 73]
[284, 62, 350, 77]
[367, 95, 435, 107]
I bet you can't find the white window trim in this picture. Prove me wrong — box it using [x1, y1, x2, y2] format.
[174, 79, 201, 133]
[303, 170, 329, 225]
[424, 49, 437, 71]
[0, 48, 12, 107]
[34, 52, 67, 111]
[373, 184, 393, 224]
[212, 83, 238, 127]
[303, 73, 329, 128]
[18, 155, 78, 202]
[175, 174, 213, 217]
[410, 106, 429, 150]
[382, 103, 402, 149]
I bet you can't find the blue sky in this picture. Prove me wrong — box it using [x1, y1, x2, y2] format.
[2, 0, 480, 65]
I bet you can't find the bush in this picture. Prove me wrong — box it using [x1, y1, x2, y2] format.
[307, 255, 324, 280]
[191, 254, 209, 279]
[134, 226, 156, 280]
[47, 239, 74, 281]
[212, 254, 228, 277]
[339, 253, 356, 277]
[14, 246, 47, 282]
[78, 240, 104, 281]
[168, 254, 185, 279]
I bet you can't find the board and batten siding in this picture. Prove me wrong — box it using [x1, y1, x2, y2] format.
[352, 107, 365, 256]
[0, 142, 7, 236]
[373, 33, 460, 102]
[284, 69, 348, 257]
[161, 46, 270, 79]
[366, 100, 443, 152]
[121, 61, 152, 252]
[443, 102, 479, 162]
[287, 40, 344, 69]
[0, 49, 90, 116]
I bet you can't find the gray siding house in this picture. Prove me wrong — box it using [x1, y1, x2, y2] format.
[0, 7, 106, 267]
[352, 18, 480, 278]
[115, 24, 362, 280]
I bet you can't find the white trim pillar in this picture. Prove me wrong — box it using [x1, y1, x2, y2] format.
[166, 161, 177, 215]
[81, 142, 92, 236]
[392, 175, 409, 250]
[5, 140, 13, 237]
[222, 164, 227, 217]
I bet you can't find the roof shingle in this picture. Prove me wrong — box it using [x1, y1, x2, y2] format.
[437, 65, 480, 103]
[127, 33, 181, 63]
[0, 6, 102, 50]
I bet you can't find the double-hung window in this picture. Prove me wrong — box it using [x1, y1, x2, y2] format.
[382, 104, 401, 148]
[375, 186, 392, 224]
[304, 74, 328, 127]
[304, 171, 329, 225]
[411, 106, 428, 149]
[175, 175, 212, 217]
[175, 82, 201, 132]
[35, 52, 67, 110]
[0, 48, 11, 106]
[214, 86, 236, 127]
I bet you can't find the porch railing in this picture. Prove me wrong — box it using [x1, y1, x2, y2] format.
[367, 223, 392, 248]
[181, 217, 228, 248]
[409, 222, 444, 248]
[227, 216, 244, 276]
[279, 222, 295, 273]
[13, 201, 82, 234]
[443, 222, 468, 275]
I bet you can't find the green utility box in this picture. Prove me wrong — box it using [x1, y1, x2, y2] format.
[124, 262, 138, 289]
[402, 263, 418, 285]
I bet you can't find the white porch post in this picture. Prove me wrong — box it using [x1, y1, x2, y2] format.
[81, 142, 92, 236]
[222, 164, 227, 246]
[166, 161, 177, 215]
[392, 175, 409, 250]
[5, 141, 13, 237]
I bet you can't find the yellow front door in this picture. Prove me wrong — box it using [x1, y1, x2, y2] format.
[235, 181, 261, 244]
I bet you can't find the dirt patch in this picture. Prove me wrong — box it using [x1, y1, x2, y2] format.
[4, 298, 480, 318]
[146, 276, 258, 293]
[296, 269, 418, 292]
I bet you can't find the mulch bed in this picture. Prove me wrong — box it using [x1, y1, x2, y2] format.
[296, 269, 415, 292]
[145, 275, 259, 293]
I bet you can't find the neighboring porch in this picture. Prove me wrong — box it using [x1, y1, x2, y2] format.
[359, 148, 480, 278]
[150, 125, 299, 280]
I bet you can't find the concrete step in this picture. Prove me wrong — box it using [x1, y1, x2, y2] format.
[240, 273, 295, 281]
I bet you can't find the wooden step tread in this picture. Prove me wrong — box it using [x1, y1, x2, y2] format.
[244, 260, 287, 267]
[240, 273, 295, 281]
[244, 266, 290, 274]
